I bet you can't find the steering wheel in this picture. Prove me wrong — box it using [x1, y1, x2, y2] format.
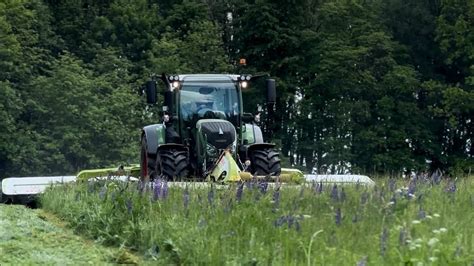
[197, 108, 215, 118]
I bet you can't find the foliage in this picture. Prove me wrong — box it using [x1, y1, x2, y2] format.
[0, 0, 472, 178]
[41, 177, 474, 264]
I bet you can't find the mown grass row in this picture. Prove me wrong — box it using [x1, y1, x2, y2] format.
[40, 177, 474, 265]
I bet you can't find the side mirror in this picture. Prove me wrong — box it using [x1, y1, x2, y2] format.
[164, 90, 173, 113]
[145, 80, 157, 104]
[266, 79, 276, 104]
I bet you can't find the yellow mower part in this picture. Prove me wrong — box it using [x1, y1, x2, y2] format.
[206, 150, 242, 182]
[240, 168, 305, 183]
[76, 165, 140, 180]
[238, 172, 253, 181]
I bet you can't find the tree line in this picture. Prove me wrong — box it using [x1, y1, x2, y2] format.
[0, 0, 472, 177]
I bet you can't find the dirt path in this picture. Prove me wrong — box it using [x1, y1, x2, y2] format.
[0, 204, 138, 265]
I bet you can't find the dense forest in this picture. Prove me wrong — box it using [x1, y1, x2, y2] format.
[0, 0, 472, 177]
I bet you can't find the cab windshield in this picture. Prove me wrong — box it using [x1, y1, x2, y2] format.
[180, 81, 240, 124]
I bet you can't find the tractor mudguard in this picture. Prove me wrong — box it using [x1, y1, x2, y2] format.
[242, 123, 264, 144]
[142, 124, 166, 156]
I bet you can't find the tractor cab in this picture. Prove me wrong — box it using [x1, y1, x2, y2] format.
[179, 77, 240, 128]
[141, 74, 280, 181]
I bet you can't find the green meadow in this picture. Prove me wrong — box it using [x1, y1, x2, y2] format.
[39, 177, 474, 265]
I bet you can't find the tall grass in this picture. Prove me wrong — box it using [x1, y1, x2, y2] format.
[40, 177, 474, 265]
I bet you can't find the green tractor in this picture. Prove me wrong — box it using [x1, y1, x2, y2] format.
[140, 74, 281, 182]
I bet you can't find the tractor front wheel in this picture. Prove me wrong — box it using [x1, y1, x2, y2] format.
[155, 149, 188, 180]
[250, 148, 281, 176]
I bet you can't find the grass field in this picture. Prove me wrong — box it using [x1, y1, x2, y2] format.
[40, 176, 474, 265]
[0, 204, 141, 264]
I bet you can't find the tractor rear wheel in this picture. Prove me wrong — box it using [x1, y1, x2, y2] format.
[155, 149, 188, 180]
[250, 148, 281, 176]
[140, 137, 156, 182]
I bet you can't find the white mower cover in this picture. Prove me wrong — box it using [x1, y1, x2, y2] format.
[2, 176, 77, 196]
[1, 175, 140, 196]
[304, 174, 375, 186]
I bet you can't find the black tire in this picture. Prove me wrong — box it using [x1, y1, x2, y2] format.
[250, 148, 281, 176]
[155, 149, 188, 180]
[140, 137, 156, 182]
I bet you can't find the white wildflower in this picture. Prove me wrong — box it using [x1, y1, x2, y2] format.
[439, 228, 447, 233]
[429, 257, 438, 262]
[412, 220, 421, 224]
[428, 238, 439, 247]
[433, 213, 440, 217]
[426, 215, 433, 219]
[433, 229, 440, 234]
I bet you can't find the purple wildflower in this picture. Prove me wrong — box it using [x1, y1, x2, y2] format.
[356, 256, 367, 266]
[162, 180, 169, 199]
[273, 215, 302, 231]
[331, 185, 339, 201]
[258, 181, 268, 194]
[236, 183, 244, 202]
[126, 198, 133, 214]
[431, 169, 442, 185]
[335, 208, 342, 226]
[99, 186, 106, 200]
[407, 179, 416, 197]
[380, 228, 388, 257]
[153, 178, 162, 201]
[273, 188, 280, 210]
[208, 185, 215, 206]
[224, 199, 233, 214]
[388, 178, 396, 192]
[245, 179, 255, 190]
[137, 180, 145, 194]
[183, 186, 190, 209]
[418, 207, 426, 219]
[298, 185, 305, 198]
[87, 181, 94, 193]
[390, 194, 397, 205]
[445, 181, 457, 193]
[340, 187, 346, 202]
[317, 181, 323, 194]
[379, 188, 385, 202]
[360, 192, 368, 205]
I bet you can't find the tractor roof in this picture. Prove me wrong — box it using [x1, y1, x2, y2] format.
[173, 74, 242, 82]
